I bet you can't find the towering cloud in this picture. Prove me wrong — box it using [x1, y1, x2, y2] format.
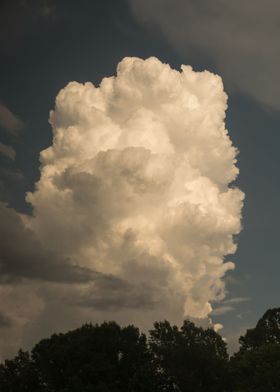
[0, 57, 243, 359]
[27, 56, 243, 317]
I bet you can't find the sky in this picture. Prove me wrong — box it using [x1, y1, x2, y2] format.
[0, 0, 280, 358]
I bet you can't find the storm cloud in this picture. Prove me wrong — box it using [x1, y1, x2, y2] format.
[0, 202, 97, 284]
[27, 56, 243, 318]
[0, 57, 243, 359]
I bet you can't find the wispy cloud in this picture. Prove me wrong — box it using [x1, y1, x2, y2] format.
[0, 167, 24, 180]
[211, 298, 250, 316]
[0, 103, 23, 135]
[0, 142, 16, 160]
[211, 306, 235, 316]
[223, 297, 251, 305]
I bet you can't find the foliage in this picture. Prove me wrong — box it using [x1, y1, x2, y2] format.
[239, 307, 280, 352]
[230, 344, 280, 391]
[0, 350, 41, 392]
[149, 320, 229, 392]
[1, 309, 280, 391]
[230, 307, 280, 391]
[31, 321, 161, 392]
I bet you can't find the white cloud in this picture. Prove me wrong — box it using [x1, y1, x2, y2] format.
[0, 57, 243, 358]
[26, 56, 243, 317]
[129, 0, 280, 110]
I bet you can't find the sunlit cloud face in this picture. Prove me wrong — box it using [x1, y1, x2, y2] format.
[27, 56, 243, 318]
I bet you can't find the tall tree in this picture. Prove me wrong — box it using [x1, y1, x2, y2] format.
[0, 319, 231, 391]
[239, 307, 280, 352]
[230, 308, 280, 391]
[149, 320, 229, 392]
[31, 321, 164, 391]
[230, 344, 280, 391]
[0, 350, 41, 392]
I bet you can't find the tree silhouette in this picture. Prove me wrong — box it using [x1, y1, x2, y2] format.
[0, 320, 229, 391]
[230, 343, 280, 391]
[149, 320, 229, 392]
[2, 311, 280, 392]
[31, 321, 162, 391]
[0, 350, 40, 392]
[230, 307, 280, 391]
[239, 307, 280, 352]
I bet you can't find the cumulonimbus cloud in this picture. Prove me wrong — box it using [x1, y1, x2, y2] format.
[0, 57, 243, 359]
[26, 56, 244, 319]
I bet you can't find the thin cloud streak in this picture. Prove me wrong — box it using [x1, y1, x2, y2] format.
[224, 297, 251, 305]
[211, 306, 235, 316]
[0, 103, 23, 135]
[0, 142, 16, 160]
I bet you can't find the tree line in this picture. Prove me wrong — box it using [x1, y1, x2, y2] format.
[1, 308, 280, 391]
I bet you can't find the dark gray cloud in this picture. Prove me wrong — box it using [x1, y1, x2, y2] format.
[0, 201, 157, 311]
[0, 202, 96, 284]
[129, 0, 280, 109]
[0, 312, 12, 328]
[0, 200, 160, 360]
[73, 277, 157, 311]
[0, 199, 161, 314]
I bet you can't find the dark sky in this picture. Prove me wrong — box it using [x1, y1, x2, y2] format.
[1, 0, 280, 356]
